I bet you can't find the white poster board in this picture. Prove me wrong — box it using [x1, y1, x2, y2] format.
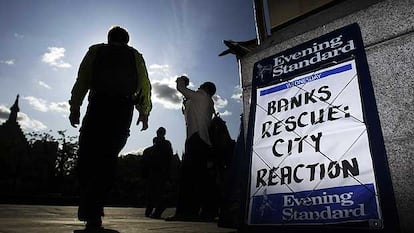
[248, 59, 381, 225]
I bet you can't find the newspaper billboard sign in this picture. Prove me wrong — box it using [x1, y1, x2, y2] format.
[246, 24, 386, 227]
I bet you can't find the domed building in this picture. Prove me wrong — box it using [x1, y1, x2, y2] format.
[0, 95, 58, 200]
[0, 95, 29, 194]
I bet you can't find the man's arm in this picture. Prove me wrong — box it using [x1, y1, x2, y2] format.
[176, 76, 197, 99]
[68, 45, 99, 127]
[134, 51, 152, 130]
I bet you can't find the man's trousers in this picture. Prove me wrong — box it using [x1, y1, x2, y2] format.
[76, 96, 133, 221]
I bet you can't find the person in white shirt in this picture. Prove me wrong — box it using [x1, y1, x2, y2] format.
[167, 76, 218, 221]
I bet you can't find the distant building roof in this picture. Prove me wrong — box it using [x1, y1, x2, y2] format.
[219, 39, 257, 58]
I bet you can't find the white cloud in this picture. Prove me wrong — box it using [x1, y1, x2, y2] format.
[122, 148, 144, 156]
[213, 95, 228, 110]
[23, 96, 48, 112]
[42, 47, 71, 68]
[49, 102, 70, 113]
[22, 96, 69, 114]
[219, 110, 232, 116]
[38, 81, 51, 89]
[212, 95, 232, 116]
[17, 112, 47, 131]
[231, 85, 242, 102]
[151, 77, 182, 110]
[0, 105, 47, 131]
[0, 59, 15, 65]
[150, 64, 169, 70]
[0, 105, 10, 120]
[148, 64, 171, 78]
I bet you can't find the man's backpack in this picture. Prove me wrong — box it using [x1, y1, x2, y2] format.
[209, 113, 236, 168]
[209, 113, 230, 147]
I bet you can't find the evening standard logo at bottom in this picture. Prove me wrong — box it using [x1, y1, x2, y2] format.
[250, 184, 379, 224]
[282, 202, 366, 221]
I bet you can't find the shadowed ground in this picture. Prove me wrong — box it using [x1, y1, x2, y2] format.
[0, 205, 236, 233]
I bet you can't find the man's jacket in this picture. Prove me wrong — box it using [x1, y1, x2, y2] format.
[70, 43, 152, 116]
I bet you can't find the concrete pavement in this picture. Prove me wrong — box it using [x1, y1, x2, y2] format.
[0, 205, 237, 233]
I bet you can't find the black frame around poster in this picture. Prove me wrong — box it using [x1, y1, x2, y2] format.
[242, 23, 399, 233]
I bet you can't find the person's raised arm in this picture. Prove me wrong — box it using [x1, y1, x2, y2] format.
[176, 76, 197, 99]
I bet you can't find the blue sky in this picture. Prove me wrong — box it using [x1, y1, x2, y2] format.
[0, 0, 256, 155]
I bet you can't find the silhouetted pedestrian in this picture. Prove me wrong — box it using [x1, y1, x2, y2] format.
[144, 127, 173, 219]
[69, 25, 152, 231]
[167, 76, 218, 221]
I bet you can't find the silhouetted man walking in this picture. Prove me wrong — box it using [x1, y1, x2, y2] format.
[69, 26, 152, 231]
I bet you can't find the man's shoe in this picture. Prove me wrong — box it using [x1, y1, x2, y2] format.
[145, 208, 153, 217]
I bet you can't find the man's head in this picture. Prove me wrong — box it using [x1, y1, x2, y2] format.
[108, 26, 129, 45]
[200, 82, 216, 97]
[156, 127, 166, 138]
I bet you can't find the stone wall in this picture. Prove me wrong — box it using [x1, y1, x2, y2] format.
[239, 0, 414, 232]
